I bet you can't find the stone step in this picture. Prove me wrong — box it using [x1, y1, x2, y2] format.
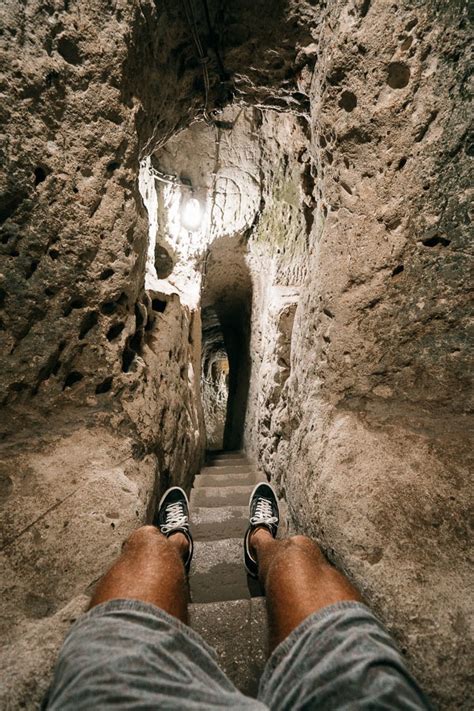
[189, 538, 263, 603]
[205, 460, 250, 469]
[191, 505, 249, 541]
[189, 597, 268, 698]
[207, 451, 245, 460]
[200, 465, 254, 474]
[191, 485, 252, 508]
[194, 470, 264, 488]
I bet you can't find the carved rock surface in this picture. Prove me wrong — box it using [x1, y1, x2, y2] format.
[0, 0, 471, 709]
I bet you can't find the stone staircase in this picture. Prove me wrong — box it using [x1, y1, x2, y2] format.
[187, 451, 272, 696]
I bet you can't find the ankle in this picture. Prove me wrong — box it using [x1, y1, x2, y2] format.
[168, 531, 189, 560]
[249, 525, 273, 557]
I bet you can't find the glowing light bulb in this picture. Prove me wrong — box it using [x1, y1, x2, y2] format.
[181, 196, 202, 232]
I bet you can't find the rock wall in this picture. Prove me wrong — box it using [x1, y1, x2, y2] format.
[245, 2, 472, 708]
[0, 2, 208, 706]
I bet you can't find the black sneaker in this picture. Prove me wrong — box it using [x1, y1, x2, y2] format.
[244, 482, 279, 578]
[155, 487, 193, 572]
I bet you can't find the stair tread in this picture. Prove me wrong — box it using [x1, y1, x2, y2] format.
[189, 538, 263, 602]
[189, 598, 267, 698]
[191, 486, 253, 508]
[192, 505, 248, 522]
[191, 505, 248, 541]
[203, 464, 252, 471]
[194, 471, 264, 488]
[191, 537, 244, 571]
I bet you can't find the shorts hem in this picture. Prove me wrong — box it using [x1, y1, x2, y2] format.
[261, 600, 375, 683]
[66, 598, 217, 659]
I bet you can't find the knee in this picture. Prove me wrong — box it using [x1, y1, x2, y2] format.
[124, 525, 164, 549]
[288, 535, 324, 560]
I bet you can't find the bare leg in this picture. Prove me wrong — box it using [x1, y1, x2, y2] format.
[251, 529, 362, 651]
[89, 525, 189, 623]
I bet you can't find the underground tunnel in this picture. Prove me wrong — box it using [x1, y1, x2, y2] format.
[0, 0, 471, 707]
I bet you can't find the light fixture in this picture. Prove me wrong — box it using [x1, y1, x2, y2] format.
[181, 196, 202, 232]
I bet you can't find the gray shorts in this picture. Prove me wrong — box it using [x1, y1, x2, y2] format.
[44, 599, 432, 710]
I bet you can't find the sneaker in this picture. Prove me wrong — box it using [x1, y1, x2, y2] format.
[155, 486, 194, 571]
[244, 482, 279, 578]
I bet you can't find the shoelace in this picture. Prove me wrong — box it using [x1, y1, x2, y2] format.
[250, 497, 278, 527]
[161, 502, 188, 534]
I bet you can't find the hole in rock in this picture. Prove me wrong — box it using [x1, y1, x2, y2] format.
[106, 161, 121, 173]
[33, 341, 65, 393]
[0, 192, 25, 224]
[135, 303, 146, 328]
[57, 36, 82, 65]
[99, 268, 114, 280]
[106, 322, 125, 341]
[79, 311, 98, 339]
[95, 377, 113, 394]
[101, 300, 119, 315]
[25, 260, 39, 279]
[63, 297, 85, 316]
[63, 371, 83, 389]
[122, 346, 135, 373]
[421, 235, 451, 248]
[339, 90, 357, 112]
[151, 298, 167, 313]
[34, 167, 47, 186]
[122, 331, 143, 373]
[387, 62, 410, 89]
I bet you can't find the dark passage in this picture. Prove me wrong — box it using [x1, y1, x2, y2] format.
[201, 235, 252, 452]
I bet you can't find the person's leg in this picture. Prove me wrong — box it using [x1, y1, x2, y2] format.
[45, 488, 262, 710]
[251, 529, 361, 651]
[245, 487, 431, 710]
[89, 525, 189, 622]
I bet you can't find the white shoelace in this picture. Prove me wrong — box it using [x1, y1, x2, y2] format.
[250, 497, 278, 527]
[161, 502, 188, 534]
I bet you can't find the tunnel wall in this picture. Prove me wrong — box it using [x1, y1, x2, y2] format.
[244, 2, 471, 708]
[0, 2, 208, 705]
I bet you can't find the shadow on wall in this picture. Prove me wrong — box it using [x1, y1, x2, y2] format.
[201, 236, 253, 452]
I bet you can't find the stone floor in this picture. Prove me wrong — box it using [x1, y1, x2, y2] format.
[188, 451, 284, 697]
